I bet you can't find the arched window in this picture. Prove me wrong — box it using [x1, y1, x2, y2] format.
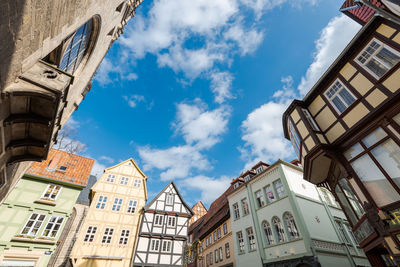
[283, 212, 299, 240]
[272, 217, 286, 243]
[262, 221, 274, 245]
[59, 19, 93, 74]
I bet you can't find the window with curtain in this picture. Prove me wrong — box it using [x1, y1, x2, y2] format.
[284, 212, 299, 239]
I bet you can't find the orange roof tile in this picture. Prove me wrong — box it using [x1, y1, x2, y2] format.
[26, 149, 95, 186]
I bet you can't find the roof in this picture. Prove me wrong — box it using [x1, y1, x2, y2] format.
[105, 158, 147, 179]
[191, 201, 207, 212]
[340, 0, 384, 25]
[26, 148, 94, 186]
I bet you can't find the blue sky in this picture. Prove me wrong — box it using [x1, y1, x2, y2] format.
[69, 0, 361, 207]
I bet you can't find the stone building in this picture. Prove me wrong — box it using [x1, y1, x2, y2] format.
[189, 201, 207, 226]
[282, 2, 400, 265]
[0, 0, 143, 204]
[228, 160, 370, 267]
[69, 159, 148, 267]
[0, 149, 94, 267]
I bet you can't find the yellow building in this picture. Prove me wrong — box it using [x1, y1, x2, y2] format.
[70, 159, 148, 267]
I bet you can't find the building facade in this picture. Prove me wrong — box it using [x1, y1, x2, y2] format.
[70, 159, 148, 267]
[189, 201, 207, 226]
[0, 149, 94, 267]
[282, 8, 400, 265]
[0, 0, 143, 205]
[133, 181, 193, 267]
[227, 160, 370, 267]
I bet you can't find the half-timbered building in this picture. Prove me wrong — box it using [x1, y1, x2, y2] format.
[132, 181, 193, 266]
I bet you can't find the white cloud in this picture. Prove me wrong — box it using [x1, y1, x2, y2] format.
[210, 71, 234, 104]
[123, 94, 146, 108]
[224, 23, 264, 56]
[181, 175, 232, 204]
[298, 15, 361, 95]
[99, 156, 115, 164]
[94, 58, 139, 86]
[91, 160, 106, 178]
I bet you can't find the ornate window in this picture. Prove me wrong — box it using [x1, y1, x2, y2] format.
[119, 229, 130, 245]
[42, 216, 64, 238]
[262, 221, 274, 245]
[356, 38, 400, 79]
[96, 195, 108, 209]
[101, 228, 114, 244]
[324, 79, 356, 114]
[272, 217, 286, 243]
[283, 212, 299, 240]
[21, 213, 46, 236]
[84, 226, 97, 242]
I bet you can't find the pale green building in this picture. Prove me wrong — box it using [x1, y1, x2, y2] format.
[227, 160, 371, 267]
[0, 149, 94, 267]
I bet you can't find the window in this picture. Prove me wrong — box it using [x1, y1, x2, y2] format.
[237, 231, 245, 253]
[106, 174, 115, 182]
[42, 184, 62, 200]
[21, 213, 46, 236]
[120, 177, 129, 185]
[119, 229, 130, 245]
[302, 108, 320, 131]
[264, 185, 275, 203]
[319, 188, 336, 206]
[247, 227, 256, 251]
[84, 226, 97, 242]
[59, 166, 68, 171]
[336, 220, 351, 244]
[162, 240, 172, 252]
[217, 228, 221, 239]
[288, 120, 301, 157]
[42, 216, 64, 238]
[127, 200, 137, 213]
[234, 183, 239, 189]
[255, 190, 265, 208]
[262, 221, 274, 245]
[206, 236, 209, 247]
[210, 252, 213, 265]
[102, 228, 114, 244]
[166, 193, 174, 205]
[167, 216, 176, 227]
[225, 243, 230, 258]
[150, 239, 160, 252]
[59, 19, 94, 74]
[154, 215, 163, 226]
[344, 127, 400, 207]
[256, 167, 263, 174]
[112, 198, 123, 211]
[215, 249, 218, 263]
[244, 175, 250, 182]
[356, 38, 400, 79]
[96, 196, 108, 209]
[233, 203, 240, 219]
[223, 223, 228, 235]
[197, 206, 201, 212]
[213, 231, 217, 242]
[219, 247, 223, 261]
[133, 179, 141, 187]
[324, 80, 356, 114]
[284, 213, 299, 240]
[272, 217, 286, 243]
[344, 223, 358, 245]
[242, 198, 249, 215]
[274, 180, 286, 199]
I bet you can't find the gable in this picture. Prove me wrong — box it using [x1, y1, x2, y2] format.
[105, 158, 146, 178]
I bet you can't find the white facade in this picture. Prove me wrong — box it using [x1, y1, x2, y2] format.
[133, 182, 193, 266]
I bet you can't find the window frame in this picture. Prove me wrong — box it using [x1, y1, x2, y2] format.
[101, 227, 114, 244]
[154, 214, 164, 226]
[225, 242, 230, 258]
[112, 198, 123, 212]
[120, 176, 129, 185]
[302, 108, 320, 131]
[273, 179, 286, 199]
[166, 193, 174, 205]
[324, 79, 356, 115]
[20, 213, 46, 237]
[288, 119, 302, 158]
[246, 227, 256, 251]
[223, 223, 228, 235]
[255, 190, 265, 208]
[237, 231, 245, 253]
[106, 174, 115, 183]
[84, 226, 97, 242]
[272, 217, 286, 243]
[162, 240, 172, 252]
[150, 239, 160, 252]
[283, 212, 300, 240]
[133, 179, 141, 187]
[127, 199, 137, 213]
[233, 203, 240, 219]
[41, 184, 62, 201]
[96, 195, 108, 209]
[119, 229, 130, 245]
[167, 216, 176, 227]
[41, 216, 64, 238]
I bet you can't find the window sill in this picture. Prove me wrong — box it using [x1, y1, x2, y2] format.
[248, 249, 257, 253]
[34, 199, 56, 206]
[12, 236, 56, 245]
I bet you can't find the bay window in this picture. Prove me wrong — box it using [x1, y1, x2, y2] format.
[288, 120, 301, 158]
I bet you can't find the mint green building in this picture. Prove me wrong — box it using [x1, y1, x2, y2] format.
[227, 160, 371, 267]
[0, 149, 94, 267]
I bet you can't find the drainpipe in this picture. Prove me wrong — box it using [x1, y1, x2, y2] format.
[316, 190, 356, 267]
[355, 0, 400, 25]
[246, 183, 266, 266]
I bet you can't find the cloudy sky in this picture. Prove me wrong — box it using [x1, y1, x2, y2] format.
[71, 0, 361, 207]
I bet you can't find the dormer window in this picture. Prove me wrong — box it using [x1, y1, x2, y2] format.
[42, 184, 62, 201]
[256, 167, 263, 174]
[244, 175, 250, 182]
[234, 183, 239, 189]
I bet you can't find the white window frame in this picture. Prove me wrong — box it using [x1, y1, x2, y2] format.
[119, 229, 130, 245]
[166, 193, 174, 205]
[112, 198, 123, 211]
[162, 240, 172, 252]
[237, 231, 245, 253]
[101, 227, 114, 244]
[133, 179, 141, 187]
[302, 108, 320, 131]
[256, 167, 263, 174]
[167, 216, 176, 227]
[20, 213, 46, 236]
[41, 184, 62, 201]
[150, 239, 160, 252]
[324, 79, 356, 115]
[241, 198, 249, 215]
[356, 38, 400, 79]
[120, 176, 129, 185]
[247, 227, 256, 251]
[273, 179, 286, 199]
[41, 216, 64, 238]
[233, 203, 240, 219]
[244, 175, 250, 182]
[84, 226, 97, 242]
[154, 215, 163, 226]
[127, 200, 137, 213]
[106, 174, 115, 183]
[96, 195, 108, 209]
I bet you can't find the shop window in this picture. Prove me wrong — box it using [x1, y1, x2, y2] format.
[324, 79, 356, 114]
[356, 38, 400, 79]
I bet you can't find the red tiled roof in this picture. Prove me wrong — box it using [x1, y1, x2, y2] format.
[26, 149, 94, 186]
[340, 0, 387, 25]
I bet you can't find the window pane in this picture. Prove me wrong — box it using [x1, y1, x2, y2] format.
[339, 179, 365, 218]
[338, 88, 356, 107]
[351, 154, 400, 207]
[335, 185, 358, 225]
[362, 127, 387, 148]
[332, 96, 347, 113]
[371, 138, 400, 189]
[366, 58, 388, 78]
[344, 143, 364, 161]
[376, 47, 400, 68]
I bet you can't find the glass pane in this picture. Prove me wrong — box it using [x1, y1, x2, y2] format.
[339, 88, 355, 107]
[332, 96, 346, 113]
[335, 185, 358, 225]
[371, 138, 400, 189]
[339, 179, 365, 218]
[366, 58, 388, 78]
[376, 47, 400, 68]
[344, 143, 364, 160]
[351, 154, 400, 207]
[362, 127, 387, 148]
